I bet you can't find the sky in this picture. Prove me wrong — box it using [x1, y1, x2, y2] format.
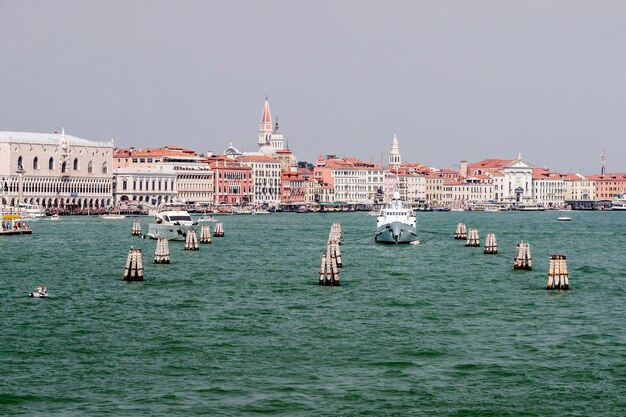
[1, 0, 625, 174]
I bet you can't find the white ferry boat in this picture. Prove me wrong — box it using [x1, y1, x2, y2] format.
[147, 207, 196, 240]
[375, 192, 418, 244]
[612, 193, 626, 211]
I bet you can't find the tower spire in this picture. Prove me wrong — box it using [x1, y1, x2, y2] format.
[388, 133, 401, 168]
[258, 97, 273, 148]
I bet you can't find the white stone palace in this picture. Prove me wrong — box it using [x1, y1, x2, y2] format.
[0, 130, 114, 209]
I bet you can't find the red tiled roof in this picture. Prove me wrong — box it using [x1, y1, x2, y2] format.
[469, 159, 514, 169]
[237, 155, 280, 162]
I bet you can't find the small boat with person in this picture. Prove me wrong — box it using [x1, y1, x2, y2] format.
[558, 216, 572, 221]
[29, 286, 48, 298]
[50, 214, 60, 221]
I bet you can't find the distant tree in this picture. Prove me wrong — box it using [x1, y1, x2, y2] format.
[298, 161, 314, 170]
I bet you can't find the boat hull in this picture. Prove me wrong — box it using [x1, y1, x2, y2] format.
[147, 223, 195, 241]
[375, 221, 418, 244]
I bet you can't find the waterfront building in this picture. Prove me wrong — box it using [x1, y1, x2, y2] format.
[207, 156, 253, 205]
[589, 173, 626, 200]
[0, 130, 114, 209]
[562, 173, 595, 201]
[531, 168, 564, 208]
[162, 162, 214, 205]
[113, 146, 200, 169]
[304, 178, 335, 205]
[280, 171, 306, 204]
[238, 155, 282, 207]
[113, 166, 177, 206]
[395, 163, 432, 204]
[425, 174, 444, 205]
[114, 147, 212, 206]
[442, 179, 494, 207]
[315, 155, 384, 204]
[468, 155, 534, 204]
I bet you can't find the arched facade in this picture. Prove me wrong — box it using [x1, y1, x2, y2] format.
[0, 131, 114, 209]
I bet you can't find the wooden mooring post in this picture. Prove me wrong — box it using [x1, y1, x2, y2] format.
[465, 228, 480, 247]
[184, 229, 199, 251]
[319, 223, 341, 285]
[213, 222, 225, 237]
[123, 247, 144, 281]
[131, 219, 142, 236]
[547, 254, 569, 290]
[454, 222, 467, 239]
[154, 238, 170, 264]
[484, 233, 497, 254]
[199, 225, 212, 244]
[513, 241, 532, 270]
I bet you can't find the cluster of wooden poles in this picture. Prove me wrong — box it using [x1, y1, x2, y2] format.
[123, 220, 225, 281]
[319, 222, 342, 286]
[454, 222, 569, 290]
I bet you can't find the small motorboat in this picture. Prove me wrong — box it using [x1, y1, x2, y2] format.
[100, 213, 126, 220]
[50, 214, 60, 221]
[558, 217, 572, 221]
[29, 286, 48, 298]
[410, 240, 420, 245]
[198, 215, 217, 223]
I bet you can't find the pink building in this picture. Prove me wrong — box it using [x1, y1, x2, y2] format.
[207, 156, 253, 206]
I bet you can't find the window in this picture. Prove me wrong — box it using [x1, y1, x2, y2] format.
[102, 162, 108, 174]
[33, 157, 39, 170]
[17, 156, 23, 169]
[73, 158, 79, 171]
[49, 157, 54, 170]
[88, 161, 93, 174]
[61, 161, 68, 173]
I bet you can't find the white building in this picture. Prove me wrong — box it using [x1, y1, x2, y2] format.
[113, 166, 177, 206]
[468, 155, 534, 204]
[562, 173, 595, 200]
[163, 162, 214, 204]
[532, 169, 564, 207]
[0, 130, 114, 209]
[332, 165, 385, 204]
[238, 155, 282, 207]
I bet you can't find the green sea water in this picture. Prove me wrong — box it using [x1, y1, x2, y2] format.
[1, 212, 625, 416]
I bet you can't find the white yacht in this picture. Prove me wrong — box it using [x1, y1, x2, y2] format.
[375, 192, 418, 244]
[18, 203, 46, 218]
[612, 193, 626, 211]
[147, 208, 196, 240]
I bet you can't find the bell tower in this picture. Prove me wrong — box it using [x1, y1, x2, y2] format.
[388, 133, 401, 168]
[258, 97, 272, 149]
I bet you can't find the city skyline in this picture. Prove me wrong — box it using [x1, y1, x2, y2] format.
[1, 1, 625, 174]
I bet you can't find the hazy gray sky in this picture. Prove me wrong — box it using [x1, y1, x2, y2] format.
[1, 0, 625, 173]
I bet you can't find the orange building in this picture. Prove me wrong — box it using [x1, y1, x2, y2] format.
[589, 173, 626, 200]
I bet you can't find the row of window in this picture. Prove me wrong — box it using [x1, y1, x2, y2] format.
[18, 156, 108, 174]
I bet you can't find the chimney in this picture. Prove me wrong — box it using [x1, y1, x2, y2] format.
[460, 160, 468, 179]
